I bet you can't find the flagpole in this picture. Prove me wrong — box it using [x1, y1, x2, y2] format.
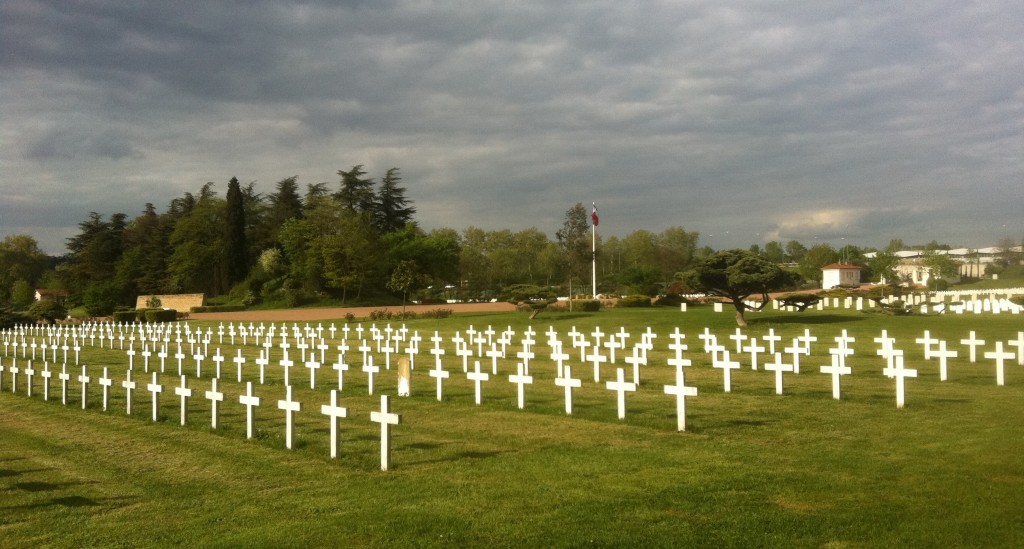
[591, 203, 597, 299]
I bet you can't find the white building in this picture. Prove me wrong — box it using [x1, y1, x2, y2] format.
[821, 264, 862, 289]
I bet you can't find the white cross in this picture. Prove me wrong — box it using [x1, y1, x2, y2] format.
[277, 385, 303, 450]
[606, 367, 637, 420]
[764, 353, 794, 395]
[960, 331, 985, 363]
[1008, 332, 1024, 366]
[820, 353, 852, 400]
[555, 365, 582, 415]
[663, 367, 698, 431]
[147, 372, 163, 422]
[127, 346, 136, 370]
[916, 330, 939, 360]
[984, 342, 1016, 386]
[743, 337, 766, 371]
[783, 341, 804, 374]
[587, 346, 608, 382]
[280, 355, 294, 386]
[604, 336, 622, 364]
[7, 360, 18, 393]
[799, 329, 819, 355]
[882, 354, 917, 408]
[212, 349, 226, 379]
[121, 369, 135, 414]
[59, 365, 71, 405]
[158, 346, 168, 373]
[320, 389, 348, 459]
[362, 356, 380, 395]
[428, 359, 449, 402]
[697, 327, 716, 353]
[550, 343, 571, 378]
[305, 359, 321, 389]
[624, 345, 647, 385]
[931, 340, 958, 381]
[41, 363, 53, 401]
[729, 328, 748, 353]
[193, 352, 205, 378]
[174, 375, 192, 426]
[713, 350, 741, 393]
[206, 378, 225, 429]
[456, 344, 474, 374]
[239, 381, 261, 439]
[25, 362, 37, 398]
[508, 362, 534, 410]
[467, 360, 490, 405]
[77, 365, 91, 409]
[370, 394, 402, 471]
[332, 355, 349, 391]
[486, 345, 503, 375]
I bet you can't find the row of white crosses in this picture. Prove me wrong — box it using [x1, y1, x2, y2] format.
[8, 322, 1024, 417]
[0, 357, 402, 471]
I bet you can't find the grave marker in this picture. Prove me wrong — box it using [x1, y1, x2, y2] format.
[239, 382, 261, 439]
[370, 395, 402, 471]
[174, 375, 192, 426]
[59, 365, 71, 405]
[147, 372, 163, 422]
[320, 389, 348, 459]
[277, 385, 303, 449]
[932, 340, 958, 381]
[508, 362, 534, 410]
[961, 331, 985, 363]
[820, 354, 852, 400]
[606, 367, 637, 419]
[713, 350, 741, 393]
[206, 378, 224, 429]
[363, 356, 380, 395]
[555, 365, 582, 415]
[882, 354, 917, 408]
[984, 342, 1016, 386]
[764, 353, 793, 395]
[121, 369, 135, 414]
[77, 365, 90, 409]
[467, 360, 490, 405]
[428, 357, 450, 401]
[663, 367, 698, 432]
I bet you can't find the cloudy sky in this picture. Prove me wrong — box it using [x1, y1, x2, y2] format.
[2, 0, 1021, 255]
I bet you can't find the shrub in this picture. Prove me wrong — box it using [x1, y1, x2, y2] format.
[27, 300, 66, 324]
[344, 312, 356, 323]
[112, 310, 138, 324]
[617, 295, 653, 308]
[145, 309, 177, 323]
[83, 281, 122, 317]
[368, 309, 392, 321]
[190, 305, 247, 313]
[654, 294, 687, 307]
[571, 299, 601, 312]
[419, 308, 453, 319]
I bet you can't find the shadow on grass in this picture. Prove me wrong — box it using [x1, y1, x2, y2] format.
[9, 495, 136, 510]
[752, 315, 867, 326]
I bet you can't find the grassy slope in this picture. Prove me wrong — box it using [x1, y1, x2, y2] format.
[2, 306, 1023, 547]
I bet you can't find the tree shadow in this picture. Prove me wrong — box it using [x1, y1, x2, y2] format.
[752, 315, 867, 326]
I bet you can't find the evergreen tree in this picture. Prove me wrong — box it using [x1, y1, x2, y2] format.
[375, 167, 416, 233]
[266, 176, 304, 241]
[555, 203, 591, 296]
[335, 165, 377, 215]
[224, 176, 248, 286]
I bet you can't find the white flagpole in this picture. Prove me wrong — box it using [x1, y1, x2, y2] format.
[591, 203, 597, 299]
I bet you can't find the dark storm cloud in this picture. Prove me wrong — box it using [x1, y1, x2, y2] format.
[1, 0, 1021, 254]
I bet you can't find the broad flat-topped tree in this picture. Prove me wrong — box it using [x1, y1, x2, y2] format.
[682, 249, 798, 327]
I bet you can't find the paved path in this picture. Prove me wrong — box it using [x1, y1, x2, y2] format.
[189, 302, 517, 322]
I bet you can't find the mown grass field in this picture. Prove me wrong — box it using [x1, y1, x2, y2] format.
[2, 305, 1023, 547]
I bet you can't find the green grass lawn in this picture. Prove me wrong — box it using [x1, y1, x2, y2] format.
[2, 305, 1023, 547]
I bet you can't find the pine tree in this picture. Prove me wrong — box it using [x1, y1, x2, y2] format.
[335, 165, 377, 215]
[224, 177, 248, 286]
[375, 167, 416, 233]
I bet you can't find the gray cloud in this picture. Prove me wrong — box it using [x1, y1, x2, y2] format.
[1, 0, 1021, 255]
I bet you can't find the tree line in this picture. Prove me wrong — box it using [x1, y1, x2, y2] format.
[2, 167, 1019, 319]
